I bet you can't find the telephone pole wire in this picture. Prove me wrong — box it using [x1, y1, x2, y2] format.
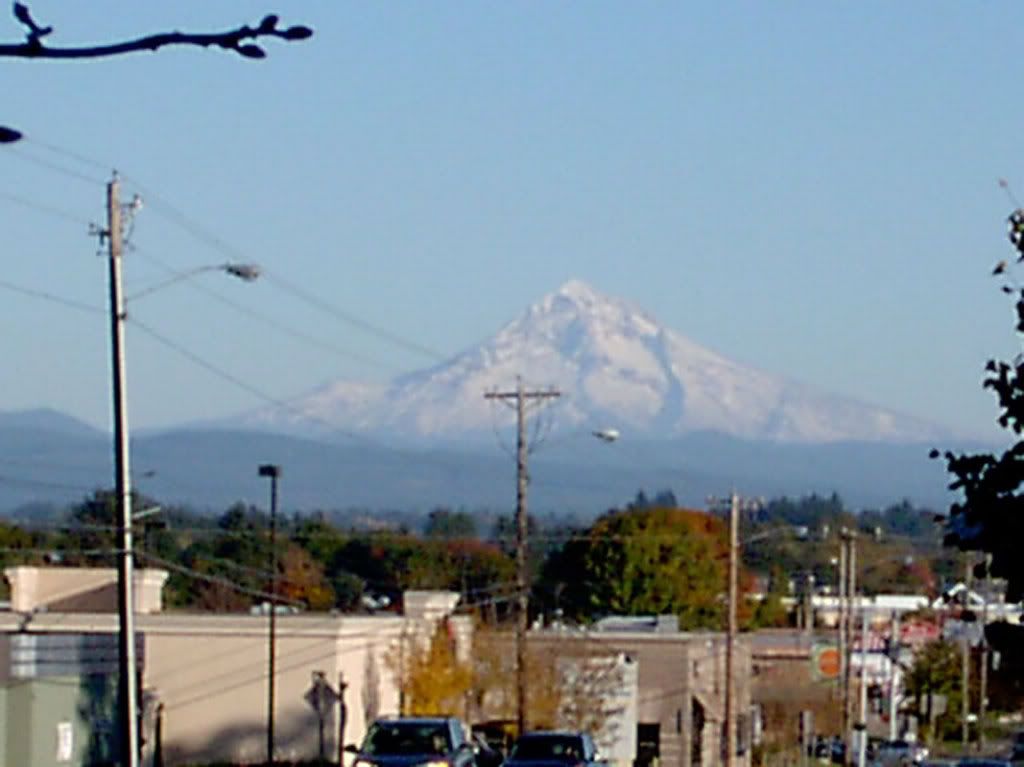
[485, 378, 560, 735]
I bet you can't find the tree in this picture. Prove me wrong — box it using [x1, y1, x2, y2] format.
[424, 508, 478, 540]
[933, 208, 1024, 600]
[541, 506, 732, 628]
[388, 619, 472, 717]
[751, 566, 790, 628]
[904, 638, 962, 742]
[468, 624, 624, 736]
[278, 544, 335, 610]
[0, 5, 310, 61]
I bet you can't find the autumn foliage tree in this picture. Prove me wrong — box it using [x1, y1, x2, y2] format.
[388, 620, 472, 717]
[541, 506, 734, 628]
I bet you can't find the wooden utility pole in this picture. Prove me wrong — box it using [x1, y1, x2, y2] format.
[840, 530, 857, 766]
[484, 378, 560, 735]
[979, 554, 991, 753]
[838, 533, 848, 719]
[725, 492, 739, 767]
[962, 556, 972, 750]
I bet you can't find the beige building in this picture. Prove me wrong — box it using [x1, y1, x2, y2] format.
[0, 566, 467, 766]
[524, 616, 753, 767]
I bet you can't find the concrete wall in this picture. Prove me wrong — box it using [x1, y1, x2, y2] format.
[143, 613, 409, 765]
[5, 567, 168, 615]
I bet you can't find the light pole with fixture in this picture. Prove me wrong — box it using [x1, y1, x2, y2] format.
[259, 463, 282, 766]
[102, 173, 260, 767]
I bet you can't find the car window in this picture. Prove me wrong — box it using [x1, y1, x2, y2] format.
[512, 736, 585, 761]
[579, 735, 593, 760]
[451, 720, 465, 747]
[363, 722, 453, 756]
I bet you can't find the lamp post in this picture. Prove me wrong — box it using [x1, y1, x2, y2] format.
[103, 174, 260, 767]
[259, 463, 281, 767]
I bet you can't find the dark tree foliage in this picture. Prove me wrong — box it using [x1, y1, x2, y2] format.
[424, 508, 477, 540]
[933, 208, 1024, 600]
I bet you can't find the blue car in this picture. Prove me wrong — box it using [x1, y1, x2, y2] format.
[504, 732, 603, 767]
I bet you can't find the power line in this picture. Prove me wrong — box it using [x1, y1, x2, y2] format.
[261, 270, 450, 363]
[6, 146, 106, 186]
[0, 189, 92, 226]
[130, 249, 402, 373]
[16, 134, 450, 369]
[127, 317, 381, 447]
[0, 277, 103, 315]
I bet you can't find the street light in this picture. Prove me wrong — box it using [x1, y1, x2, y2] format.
[104, 174, 259, 767]
[126, 262, 261, 301]
[258, 463, 282, 767]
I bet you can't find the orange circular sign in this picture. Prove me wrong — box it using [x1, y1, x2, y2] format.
[814, 646, 840, 679]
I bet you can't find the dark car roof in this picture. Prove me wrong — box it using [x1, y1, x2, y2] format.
[375, 718, 455, 725]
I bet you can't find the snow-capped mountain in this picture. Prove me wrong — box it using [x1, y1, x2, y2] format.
[243, 280, 947, 444]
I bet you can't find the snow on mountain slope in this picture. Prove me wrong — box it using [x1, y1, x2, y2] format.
[242, 280, 948, 444]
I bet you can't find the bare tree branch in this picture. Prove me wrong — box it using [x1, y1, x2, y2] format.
[1, 5, 312, 60]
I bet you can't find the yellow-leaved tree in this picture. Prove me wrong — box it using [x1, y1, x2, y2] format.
[389, 619, 473, 717]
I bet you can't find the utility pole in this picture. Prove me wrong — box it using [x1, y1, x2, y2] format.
[962, 555, 972, 751]
[484, 379, 560, 735]
[889, 611, 901, 741]
[838, 534, 848, 722]
[845, 532, 857, 766]
[857, 607, 869, 767]
[725, 492, 739, 767]
[259, 464, 281, 767]
[107, 174, 140, 767]
[979, 553, 991, 753]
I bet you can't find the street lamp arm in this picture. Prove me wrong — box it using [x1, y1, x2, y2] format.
[126, 262, 261, 301]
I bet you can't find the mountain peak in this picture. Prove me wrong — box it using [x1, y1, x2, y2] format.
[557, 278, 603, 303]
[241, 282, 952, 445]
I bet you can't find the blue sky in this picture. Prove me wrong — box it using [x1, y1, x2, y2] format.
[0, 1, 1018, 439]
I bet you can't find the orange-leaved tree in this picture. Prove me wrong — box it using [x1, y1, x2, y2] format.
[541, 506, 742, 628]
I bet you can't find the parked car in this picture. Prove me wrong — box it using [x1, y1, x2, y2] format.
[875, 740, 929, 767]
[348, 717, 478, 767]
[504, 732, 603, 767]
[1010, 730, 1024, 764]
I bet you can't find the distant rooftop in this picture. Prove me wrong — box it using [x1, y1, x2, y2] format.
[592, 614, 679, 634]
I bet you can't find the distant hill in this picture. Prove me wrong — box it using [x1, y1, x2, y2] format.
[0, 418, 969, 516]
[0, 408, 103, 438]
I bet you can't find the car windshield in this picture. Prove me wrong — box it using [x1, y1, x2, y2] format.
[363, 722, 452, 756]
[512, 736, 583, 761]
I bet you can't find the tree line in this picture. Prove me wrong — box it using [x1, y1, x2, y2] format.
[0, 489, 945, 628]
